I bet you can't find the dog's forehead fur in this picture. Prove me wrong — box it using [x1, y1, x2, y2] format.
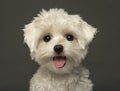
[23, 8, 96, 54]
[33, 9, 81, 27]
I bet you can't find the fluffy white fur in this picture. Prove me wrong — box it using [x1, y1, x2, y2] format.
[23, 8, 96, 91]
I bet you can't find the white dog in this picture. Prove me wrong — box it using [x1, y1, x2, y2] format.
[23, 8, 96, 91]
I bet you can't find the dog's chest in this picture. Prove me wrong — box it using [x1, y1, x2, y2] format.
[30, 67, 92, 91]
[30, 73, 79, 91]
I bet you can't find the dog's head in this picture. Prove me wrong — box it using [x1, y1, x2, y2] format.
[23, 9, 96, 74]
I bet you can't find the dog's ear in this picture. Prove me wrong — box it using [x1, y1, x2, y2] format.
[78, 19, 97, 49]
[23, 23, 40, 59]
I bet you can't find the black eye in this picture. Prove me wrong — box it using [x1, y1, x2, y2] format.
[43, 35, 51, 42]
[66, 34, 74, 41]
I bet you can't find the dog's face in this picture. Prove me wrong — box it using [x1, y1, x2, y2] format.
[23, 9, 96, 74]
[33, 26, 88, 74]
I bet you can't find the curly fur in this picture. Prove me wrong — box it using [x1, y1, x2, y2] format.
[23, 8, 96, 91]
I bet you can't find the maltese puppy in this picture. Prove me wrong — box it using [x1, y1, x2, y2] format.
[23, 8, 96, 91]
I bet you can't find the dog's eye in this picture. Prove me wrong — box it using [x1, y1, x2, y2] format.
[43, 35, 51, 42]
[66, 34, 74, 41]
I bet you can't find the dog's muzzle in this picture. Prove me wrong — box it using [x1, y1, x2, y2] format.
[53, 45, 66, 68]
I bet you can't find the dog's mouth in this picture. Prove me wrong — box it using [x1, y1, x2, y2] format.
[53, 56, 66, 68]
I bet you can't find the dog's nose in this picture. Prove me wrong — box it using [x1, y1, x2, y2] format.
[54, 45, 64, 54]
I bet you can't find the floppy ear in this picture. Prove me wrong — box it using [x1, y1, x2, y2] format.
[23, 23, 40, 59]
[78, 20, 97, 49]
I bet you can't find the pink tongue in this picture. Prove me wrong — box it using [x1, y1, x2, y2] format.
[53, 59, 66, 68]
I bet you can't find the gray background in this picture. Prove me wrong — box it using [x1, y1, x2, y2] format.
[0, 0, 120, 91]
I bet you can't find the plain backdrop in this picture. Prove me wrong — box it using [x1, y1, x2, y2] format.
[0, 0, 120, 91]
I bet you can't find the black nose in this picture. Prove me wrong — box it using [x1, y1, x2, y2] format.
[54, 45, 64, 54]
